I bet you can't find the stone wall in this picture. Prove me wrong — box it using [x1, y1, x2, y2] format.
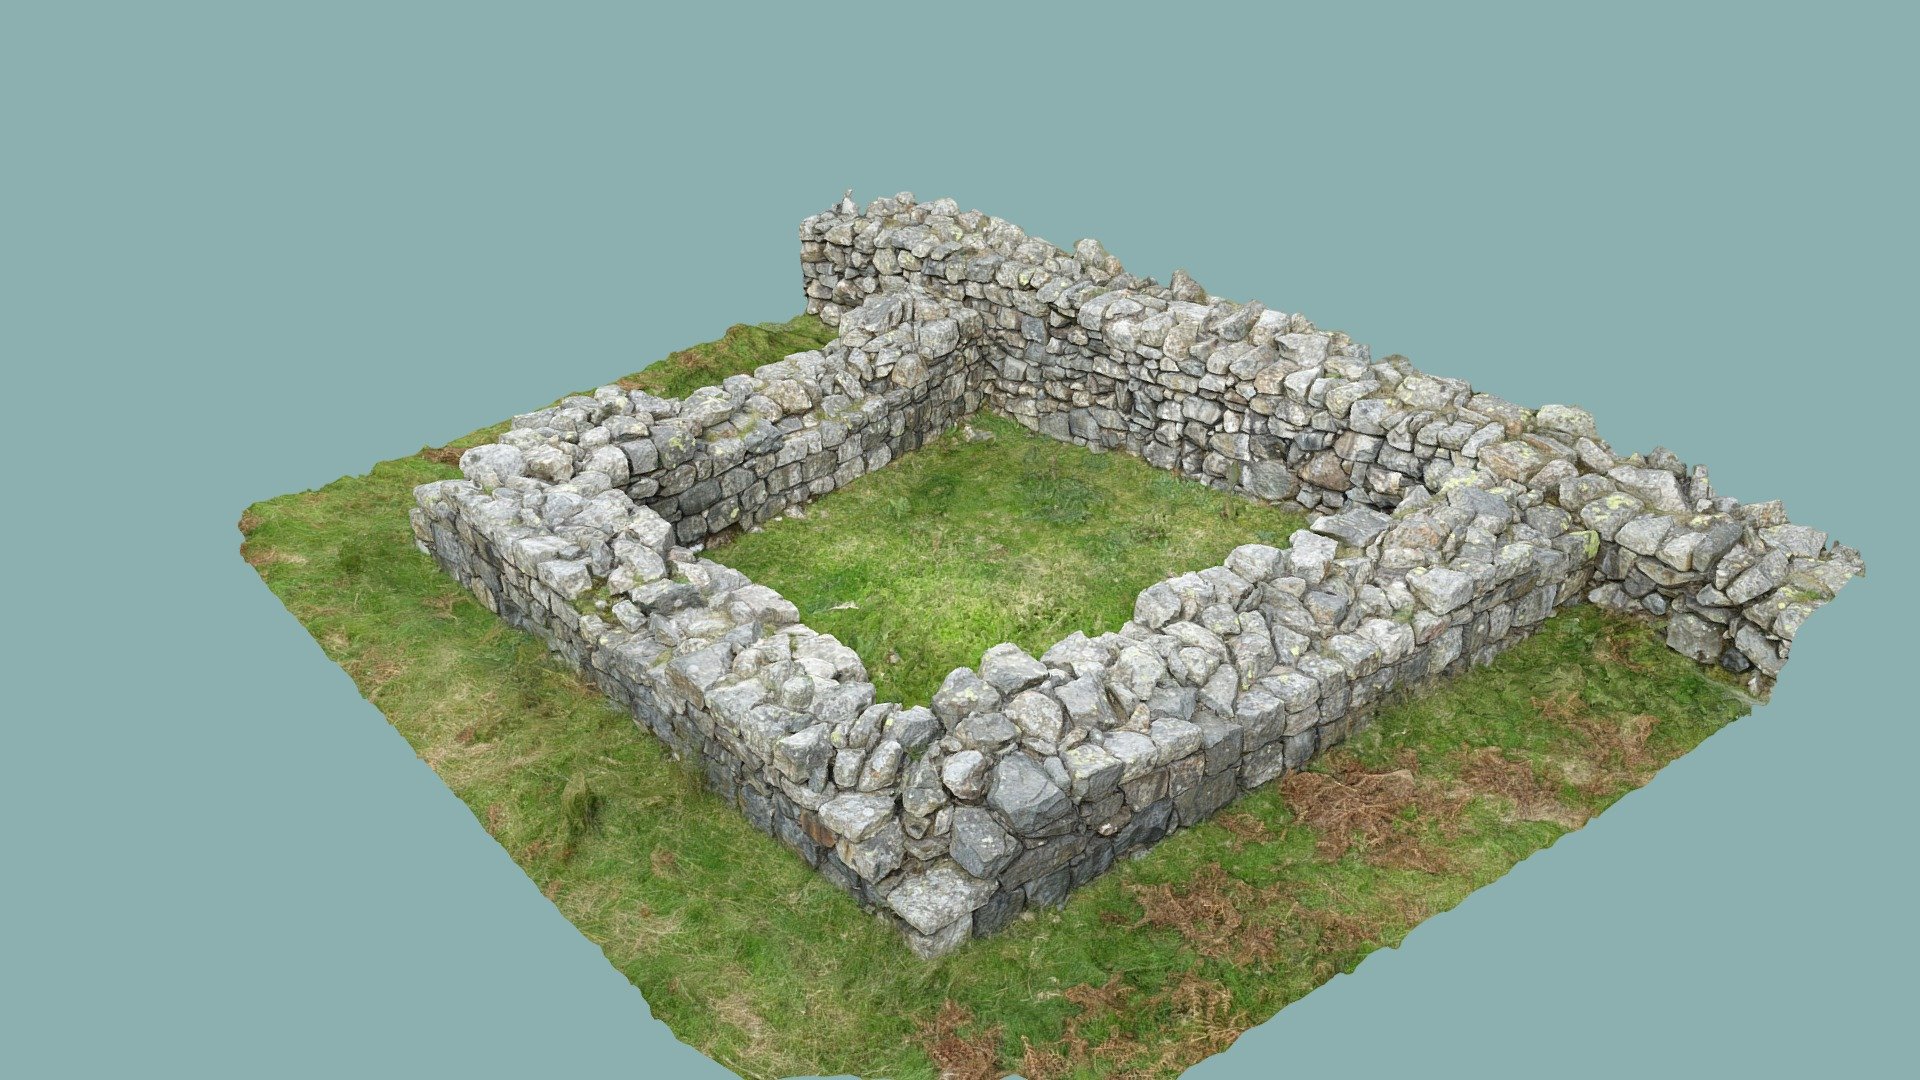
[410, 193, 1862, 957]
[798, 191, 1863, 691]
[472, 288, 990, 550]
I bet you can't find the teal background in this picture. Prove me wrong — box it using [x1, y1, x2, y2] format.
[4, 3, 1912, 1076]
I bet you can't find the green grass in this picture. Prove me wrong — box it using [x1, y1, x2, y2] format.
[707, 412, 1308, 706]
[241, 316, 1751, 1079]
[619, 313, 839, 400]
[419, 313, 838, 462]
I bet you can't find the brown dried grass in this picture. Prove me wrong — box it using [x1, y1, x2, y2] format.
[1022, 970, 1249, 1080]
[241, 545, 306, 568]
[1527, 692, 1667, 791]
[1277, 752, 1469, 872]
[1124, 864, 1285, 966]
[1455, 746, 1587, 828]
[1215, 811, 1274, 849]
[919, 1000, 1006, 1080]
[1591, 629, 1654, 671]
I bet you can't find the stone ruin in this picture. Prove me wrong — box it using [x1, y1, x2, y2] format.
[411, 191, 1863, 956]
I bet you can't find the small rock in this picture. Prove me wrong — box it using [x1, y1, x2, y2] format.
[942, 749, 990, 800]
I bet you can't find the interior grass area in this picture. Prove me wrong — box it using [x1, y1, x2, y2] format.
[706, 411, 1309, 707]
[241, 316, 1752, 1079]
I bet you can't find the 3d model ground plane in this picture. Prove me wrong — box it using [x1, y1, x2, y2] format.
[242, 191, 1862, 1079]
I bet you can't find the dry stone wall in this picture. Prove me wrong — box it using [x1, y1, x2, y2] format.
[470, 289, 991, 551]
[411, 192, 1862, 957]
[798, 191, 1863, 691]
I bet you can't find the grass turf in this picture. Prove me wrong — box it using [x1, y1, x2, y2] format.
[241, 314, 1751, 1079]
[706, 411, 1309, 706]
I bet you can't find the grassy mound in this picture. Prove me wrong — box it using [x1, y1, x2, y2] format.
[240, 316, 1749, 1079]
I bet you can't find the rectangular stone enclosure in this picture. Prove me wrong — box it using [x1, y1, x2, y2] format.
[411, 191, 1862, 956]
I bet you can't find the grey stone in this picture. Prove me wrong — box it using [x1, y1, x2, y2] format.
[1290, 530, 1339, 584]
[459, 444, 526, 490]
[1134, 582, 1182, 629]
[773, 725, 832, 785]
[839, 821, 903, 881]
[1407, 566, 1475, 615]
[1226, 544, 1284, 582]
[1244, 460, 1300, 502]
[1101, 730, 1159, 782]
[1149, 718, 1203, 761]
[1760, 523, 1828, 557]
[857, 740, 905, 792]
[884, 706, 942, 753]
[979, 643, 1049, 694]
[1733, 622, 1784, 676]
[941, 749, 990, 800]
[884, 862, 995, 936]
[1534, 403, 1598, 439]
[522, 444, 573, 483]
[1312, 507, 1392, 548]
[931, 668, 1002, 725]
[987, 753, 1072, 834]
[1666, 612, 1724, 663]
[1726, 549, 1790, 605]
[956, 711, 1019, 750]
[1055, 674, 1112, 730]
[621, 512, 675, 557]
[1609, 466, 1688, 514]
[1005, 689, 1067, 745]
[1112, 644, 1167, 700]
[620, 437, 660, 475]
[1615, 514, 1674, 557]
[584, 444, 630, 485]
[536, 559, 592, 600]
[1061, 742, 1123, 800]
[818, 792, 895, 842]
[902, 759, 948, 819]
[667, 642, 733, 694]
[948, 806, 1019, 878]
[905, 914, 972, 959]
[1579, 492, 1645, 542]
[917, 317, 960, 357]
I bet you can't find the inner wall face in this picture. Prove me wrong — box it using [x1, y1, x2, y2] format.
[411, 192, 1860, 956]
